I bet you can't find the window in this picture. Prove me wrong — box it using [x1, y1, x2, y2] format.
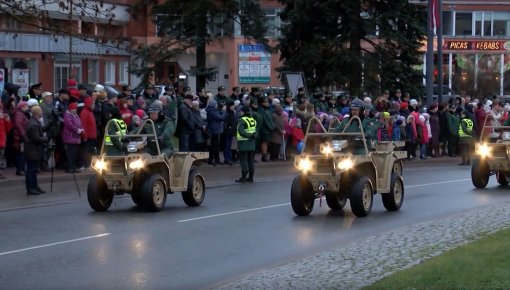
[264, 8, 281, 38]
[455, 12, 472, 36]
[118, 61, 129, 85]
[88, 60, 99, 83]
[54, 63, 81, 90]
[493, 12, 510, 36]
[105, 61, 115, 85]
[7, 16, 21, 30]
[442, 11, 453, 35]
[474, 12, 493, 36]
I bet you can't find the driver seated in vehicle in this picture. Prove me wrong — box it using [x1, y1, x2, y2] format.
[140, 104, 176, 157]
[104, 107, 128, 156]
[334, 98, 377, 155]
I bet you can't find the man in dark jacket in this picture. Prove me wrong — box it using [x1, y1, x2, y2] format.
[258, 96, 276, 162]
[25, 106, 48, 195]
[206, 99, 225, 165]
[223, 100, 238, 165]
[178, 95, 197, 151]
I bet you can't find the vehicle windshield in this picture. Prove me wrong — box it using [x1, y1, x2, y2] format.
[301, 117, 369, 155]
[101, 119, 161, 156]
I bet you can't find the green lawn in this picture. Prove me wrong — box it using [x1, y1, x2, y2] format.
[364, 228, 510, 290]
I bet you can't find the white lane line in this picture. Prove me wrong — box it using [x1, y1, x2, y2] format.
[0, 233, 111, 257]
[178, 203, 291, 222]
[179, 178, 470, 223]
[406, 178, 470, 188]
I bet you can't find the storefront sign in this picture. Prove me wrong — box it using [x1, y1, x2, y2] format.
[238, 44, 271, 84]
[444, 40, 510, 51]
[11, 68, 30, 97]
[0, 69, 4, 93]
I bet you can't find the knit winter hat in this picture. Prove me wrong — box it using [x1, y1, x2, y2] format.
[410, 99, 418, 106]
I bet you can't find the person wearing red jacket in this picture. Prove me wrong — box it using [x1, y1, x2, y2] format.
[79, 97, 97, 169]
[0, 101, 12, 179]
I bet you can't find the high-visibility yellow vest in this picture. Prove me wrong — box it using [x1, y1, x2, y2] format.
[458, 119, 473, 138]
[104, 119, 127, 145]
[236, 116, 256, 141]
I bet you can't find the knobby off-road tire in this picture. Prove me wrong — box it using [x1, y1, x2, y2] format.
[382, 174, 404, 211]
[349, 176, 374, 217]
[182, 168, 205, 207]
[291, 175, 315, 216]
[141, 174, 167, 212]
[471, 159, 490, 189]
[87, 175, 114, 212]
[496, 171, 509, 186]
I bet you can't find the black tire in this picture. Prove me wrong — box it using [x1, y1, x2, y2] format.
[290, 175, 315, 216]
[326, 192, 347, 210]
[349, 176, 374, 217]
[182, 169, 205, 207]
[141, 174, 167, 212]
[131, 192, 143, 206]
[471, 159, 490, 189]
[382, 174, 404, 211]
[392, 160, 403, 176]
[87, 175, 114, 212]
[497, 171, 509, 186]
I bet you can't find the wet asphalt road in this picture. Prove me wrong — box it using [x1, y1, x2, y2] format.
[1, 163, 509, 290]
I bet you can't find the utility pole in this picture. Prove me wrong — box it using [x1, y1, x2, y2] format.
[68, 0, 73, 82]
[426, 0, 434, 106]
[437, 0, 443, 104]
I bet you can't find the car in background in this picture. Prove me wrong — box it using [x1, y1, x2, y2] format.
[83, 84, 120, 99]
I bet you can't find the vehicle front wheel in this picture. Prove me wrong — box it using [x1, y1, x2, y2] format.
[497, 171, 509, 186]
[182, 168, 205, 207]
[471, 159, 490, 189]
[349, 176, 373, 217]
[382, 174, 404, 211]
[141, 174, 167, 212]
[290, 175, 315, 216]
[87, 175, 114, 212]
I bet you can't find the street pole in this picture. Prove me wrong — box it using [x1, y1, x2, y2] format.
[69, 0, 73, 81]
[426, 0, 434, 106]
[437, 0, 443, 104]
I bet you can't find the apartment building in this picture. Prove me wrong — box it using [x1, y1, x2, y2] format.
[0, 0, 132, 94]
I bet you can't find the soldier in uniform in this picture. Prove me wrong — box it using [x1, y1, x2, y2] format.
[142, 105, 175, 157]
[335, 98, 378, 155]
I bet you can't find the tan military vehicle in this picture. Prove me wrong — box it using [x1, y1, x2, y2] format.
[87, 119, 208, 212]
[291, 117, 406, 217]
[472, 115, 510, 188]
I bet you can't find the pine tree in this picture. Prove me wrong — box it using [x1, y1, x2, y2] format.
[277, 0, 426, 97]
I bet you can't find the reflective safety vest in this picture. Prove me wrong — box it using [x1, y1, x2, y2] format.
[104, 119, 127, 145]
[458, 118, 473, 138]
[236, 116, 257, 141]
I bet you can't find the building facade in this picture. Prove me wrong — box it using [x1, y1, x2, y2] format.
[0, 0, 133, 94]
[413, 0, 510, 97]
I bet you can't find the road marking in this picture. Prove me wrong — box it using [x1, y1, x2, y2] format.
[178, 178, 471, 223]
[178, 203, 291, 222]
[406, 179, 470, 188]
[0, 233, 111, 257]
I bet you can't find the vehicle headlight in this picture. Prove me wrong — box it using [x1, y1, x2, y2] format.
[337, 158, 354, 170]
[320, 144, 333, 155]
[476, 143, 491, 157]
[93, 160, 107, 171]
[298, 158, 314, 173]
[128, 159, 145, 170]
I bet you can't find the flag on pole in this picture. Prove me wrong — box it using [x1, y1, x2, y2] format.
[431, 0, 441, 35]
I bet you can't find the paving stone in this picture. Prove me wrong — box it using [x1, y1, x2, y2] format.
[214, 201, 510, 289]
